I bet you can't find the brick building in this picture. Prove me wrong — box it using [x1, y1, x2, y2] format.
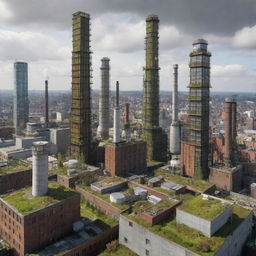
[0, 182, 80, 256]
[105, 140, 147, 177]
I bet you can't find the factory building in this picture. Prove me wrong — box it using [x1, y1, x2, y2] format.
[70, 11, 92, 162]
[209, 98, 242, 192]
[181, 39, 211, 179]
[13, 62, 29, 134]
[105, 82, 147, 176]
[142, 15, 167, 162]
[97, 57, 110, 140]
[0, 141, 80, 256]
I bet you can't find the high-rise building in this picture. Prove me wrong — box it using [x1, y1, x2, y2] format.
[70, 12, 91, 162]
[143, 15, 167, 162]
[13, 62, 29, 134]
[97, 57, 110, 140]
[182, 39, 211, 179]
[45, 80, 49, 127]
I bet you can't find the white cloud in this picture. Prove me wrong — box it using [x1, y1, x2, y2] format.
[0, 0, 12, 20]
[212, 64, 246, 77]
[232, 25, 256, 49]
[0, 29, 70, 61]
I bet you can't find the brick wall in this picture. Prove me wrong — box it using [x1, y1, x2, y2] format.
[76, 186, 123, 218]
[61, 225, 119, 256]
[0, 169, 32, 194]
[105, 141, 147, 177]
[181, 142, 195, 177]
[0, 194, 80, 256]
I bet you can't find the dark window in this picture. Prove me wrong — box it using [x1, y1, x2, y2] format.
[124, 237, 128, 243]
[146, 249, 150, 255]
[129, 221, 133, 227]
[146, 238, 150, 245]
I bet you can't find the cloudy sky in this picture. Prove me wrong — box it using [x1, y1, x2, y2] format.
[0, 0, 255, 92]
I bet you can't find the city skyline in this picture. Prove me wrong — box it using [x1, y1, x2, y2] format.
[0, 0, 255, 92]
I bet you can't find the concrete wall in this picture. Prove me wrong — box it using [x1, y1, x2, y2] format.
[214, 212, 253, 256]
[50, 128, 70, 154]
[15, 136, 43, 149]
[176, 206, 232, 237]
[119, 215, 200, 256]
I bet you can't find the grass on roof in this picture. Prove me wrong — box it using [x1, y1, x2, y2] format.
[80, 200, 118, 228]
[155, 169, 211, 191]
[78, 185, 130, 211]
[179, 196, 229, 221]
[100, 241, 138, 256]
[0, 160, 31, 176]
[1, 182, 78, 215]
[125, 205, 250, 256]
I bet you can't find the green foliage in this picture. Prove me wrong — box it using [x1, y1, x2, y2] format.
[57, 153, 64, 168]
[78, 154, 85, 164]
[179, 196, 228, 220]
[1, 182, 78, 215]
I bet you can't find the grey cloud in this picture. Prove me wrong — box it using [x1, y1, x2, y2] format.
[2, 0, 256, 36]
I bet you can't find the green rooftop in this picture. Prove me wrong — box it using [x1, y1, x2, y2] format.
[79, 185, 130, 211]
[80, 200, 118, 228]
[1, 182, 78, 215]
[0, 160, 31, 176]
[155, 169, 211, 192]
[125, 205, 250, 256]
[179, 195, 229, 221]
[100, 241, 138, 256]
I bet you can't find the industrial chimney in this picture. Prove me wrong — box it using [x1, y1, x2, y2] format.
[169, 64, 181, 166]
[124, 103, 131, 142]
[32, 141, 49, 196]
[224, 98, 233, 167]
[45, 80, 49, 127]
[113, 81, 120, 143]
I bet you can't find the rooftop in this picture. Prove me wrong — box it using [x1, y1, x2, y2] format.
[179, 195, 230, 221]
[125, 205, 250, 256]
[1, 182, 78, 215]
[100, 241, 138, 256]
[155, 169, 212, 192]
[0, 160, 31, 176]
[92, 176, 127, 189]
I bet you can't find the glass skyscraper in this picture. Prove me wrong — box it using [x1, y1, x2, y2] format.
[13, 62, 29, 133]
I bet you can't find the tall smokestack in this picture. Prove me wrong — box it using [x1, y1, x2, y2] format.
[231, 100, 237, 143]
[45, 80, 49, 127]
[97, 57, 110, 139]
[113, 81, 120, 143]
[170, 64, 180, 158]
[124, 103, 131, 142]
[224, 98, 233, 167]
[32, 141, 49, 197]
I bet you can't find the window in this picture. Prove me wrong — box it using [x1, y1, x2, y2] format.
[145, 238, 150, 245]
[145, 249, 150, 256]
[129, 221, 133, 227]
[124, 237, 128, 243]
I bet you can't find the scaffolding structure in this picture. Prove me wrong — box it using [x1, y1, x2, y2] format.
[188, 39, 211, 179]
[70, 12, 92, 162]
[143, 15, 167, 162]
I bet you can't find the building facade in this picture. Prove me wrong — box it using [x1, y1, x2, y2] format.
[13, 62, 29, 134]
[183, 39, 211, 179]
[143, 15, 167, 162]
[70, 12, 91, 162]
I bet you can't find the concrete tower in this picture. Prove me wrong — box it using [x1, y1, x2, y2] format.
[32, 141, 49, 196]
[143, 14, 167, 162]
[97, 57, 110, 140]
[45, 79, 49, 127]
[113, 81, 121, 143]
[13, 62, 29, 134]
[187, 39, 211, 179]
[70, 12, 91, 162]
[170, 64, 181, 166]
